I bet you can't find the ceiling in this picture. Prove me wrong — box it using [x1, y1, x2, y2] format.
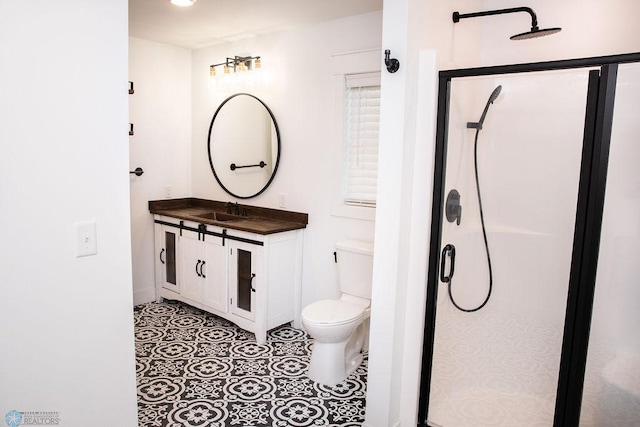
[129, 0, 383, 50]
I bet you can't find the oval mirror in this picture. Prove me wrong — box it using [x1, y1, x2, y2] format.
[207, 93, 280, 199]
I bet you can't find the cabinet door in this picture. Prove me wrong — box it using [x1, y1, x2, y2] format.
[201, 237, 228, 313]
[154, 223, 165, 292]
[159, 225, 179, 292]
[179, 230, 202, 302]
[229, 242, 258, 321]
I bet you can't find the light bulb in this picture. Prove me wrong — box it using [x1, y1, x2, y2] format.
[254, 58, 261, 69]
[171, 0, 197, 6]
[209, 66, 216, 77]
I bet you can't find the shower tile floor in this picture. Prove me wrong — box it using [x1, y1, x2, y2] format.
[427, 302, 640, 427]
[134, 300, 368, 426]
[428, 303, 563, 427]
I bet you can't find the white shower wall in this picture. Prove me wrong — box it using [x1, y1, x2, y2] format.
[441, 69, 589, 320]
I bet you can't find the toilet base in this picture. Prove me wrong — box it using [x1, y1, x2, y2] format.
[307, 340, 363, 386]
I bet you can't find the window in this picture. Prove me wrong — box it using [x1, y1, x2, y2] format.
[330, 48, 381, 221]
[343, 72, 381, 207]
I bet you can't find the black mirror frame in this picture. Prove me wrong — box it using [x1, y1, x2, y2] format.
[207, 93, 281, 199]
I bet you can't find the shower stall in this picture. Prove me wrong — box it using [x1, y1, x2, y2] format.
[418, 53, 640, 426]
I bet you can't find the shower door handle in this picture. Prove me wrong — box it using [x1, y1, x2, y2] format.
[440, 244, 456, 283]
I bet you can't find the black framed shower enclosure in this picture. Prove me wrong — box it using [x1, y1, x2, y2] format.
[418, 53, 640, 427]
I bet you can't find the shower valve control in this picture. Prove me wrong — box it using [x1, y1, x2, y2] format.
[446, 189, 462, 226]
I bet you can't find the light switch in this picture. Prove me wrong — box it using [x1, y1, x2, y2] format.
[75, 221, 97, 257]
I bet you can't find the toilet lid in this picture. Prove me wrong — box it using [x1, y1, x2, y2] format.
[302, 300, 363, 325]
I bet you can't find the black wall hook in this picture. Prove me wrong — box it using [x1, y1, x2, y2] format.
[130, 167, 144, 176]
[384, 49, 400, 73]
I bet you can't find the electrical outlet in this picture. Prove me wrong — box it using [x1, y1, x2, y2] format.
[279, 193, 287, 208]
[164, 185, 172, 199]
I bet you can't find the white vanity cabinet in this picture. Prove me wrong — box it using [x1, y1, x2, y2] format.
[153, 214, 303, 344]
[179, 223, 228, 313]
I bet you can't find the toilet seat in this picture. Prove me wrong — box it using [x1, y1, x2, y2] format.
[302, 299, 363, 326]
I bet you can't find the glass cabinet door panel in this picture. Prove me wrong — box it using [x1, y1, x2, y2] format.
[165, 230, 177, 285]
[237, 249, 253, 312]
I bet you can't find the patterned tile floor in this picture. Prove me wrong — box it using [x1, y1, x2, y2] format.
[134, 301, 368, 426]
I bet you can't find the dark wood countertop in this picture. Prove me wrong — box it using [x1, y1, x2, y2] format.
[148, 198, 308, 235]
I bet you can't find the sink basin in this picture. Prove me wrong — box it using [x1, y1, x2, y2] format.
[194, 212, 240, 222]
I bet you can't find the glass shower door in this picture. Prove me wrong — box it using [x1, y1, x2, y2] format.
[428, 69, 592, 427]
[579, 62, 640, 426]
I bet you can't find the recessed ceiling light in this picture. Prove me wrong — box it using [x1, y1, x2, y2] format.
[171, 0, 197, 6]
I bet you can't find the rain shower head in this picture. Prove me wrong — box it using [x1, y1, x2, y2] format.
[453, 7, 561, 41]
[510, 27, 562, 40]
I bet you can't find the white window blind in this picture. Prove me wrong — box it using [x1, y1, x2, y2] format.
[343, 72, 381, 207]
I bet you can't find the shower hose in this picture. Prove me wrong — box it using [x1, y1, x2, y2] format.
[448, 127, 494, 312]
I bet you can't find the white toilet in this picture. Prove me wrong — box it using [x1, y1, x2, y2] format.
[301, 239, 374, 386]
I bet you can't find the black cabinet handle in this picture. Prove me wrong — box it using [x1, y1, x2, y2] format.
[440, 244, 456, 283]
[200, 261, 206, 278]
[196, 260, 202, 277]
[160, 248, 165, 264]
[249, 273, 256, 292]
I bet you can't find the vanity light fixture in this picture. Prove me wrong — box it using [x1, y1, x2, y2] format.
[171, 0, 197, 6]
[209, 55, 262, 77]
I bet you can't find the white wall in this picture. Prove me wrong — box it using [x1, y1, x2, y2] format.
[190, 12, 383, 307]
[129, 37, 192, 305]
[441, 69, 589, 320]
[366, 0, 640, 426]
[0, 1, 138, 425]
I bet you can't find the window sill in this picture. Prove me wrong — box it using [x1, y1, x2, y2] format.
[331, 203, 376, 221]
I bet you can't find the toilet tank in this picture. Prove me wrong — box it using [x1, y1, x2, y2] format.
[336, 240, 374, 300]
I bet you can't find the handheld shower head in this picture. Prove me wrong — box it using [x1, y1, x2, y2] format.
[487, 85, 502, 104]
[468, 85, 502, 130]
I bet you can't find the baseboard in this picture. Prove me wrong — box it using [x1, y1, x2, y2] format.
[133, 287, 156, 306]
[361, 420, 401, 427]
